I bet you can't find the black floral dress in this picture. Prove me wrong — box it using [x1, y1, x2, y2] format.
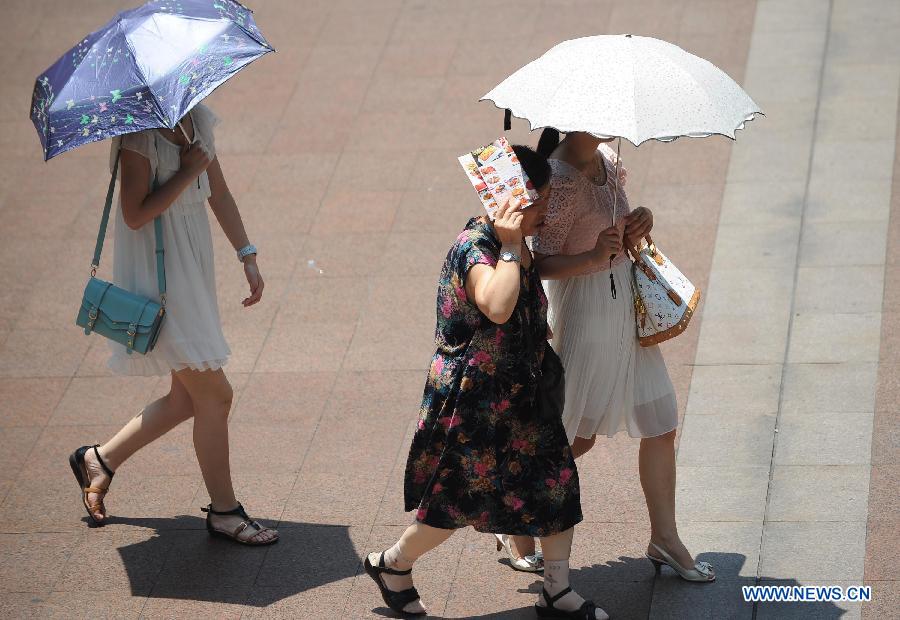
[403, 218, 583, 537]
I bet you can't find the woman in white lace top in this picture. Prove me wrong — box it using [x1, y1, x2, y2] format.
[503, 129, 715, 583]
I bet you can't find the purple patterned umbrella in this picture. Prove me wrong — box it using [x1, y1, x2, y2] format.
[30, 0, 273, 160]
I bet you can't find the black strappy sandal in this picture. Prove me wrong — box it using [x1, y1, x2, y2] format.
[364, 552, 425, 617]
[535, 586, 602, 619]
[68, 444, 114, 525]
[201, 503, 279, 546]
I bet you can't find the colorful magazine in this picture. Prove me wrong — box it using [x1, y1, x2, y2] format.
[458, 137, 539, 218]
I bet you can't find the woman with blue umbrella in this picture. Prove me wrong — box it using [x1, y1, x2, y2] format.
[32, 0, 278, 544]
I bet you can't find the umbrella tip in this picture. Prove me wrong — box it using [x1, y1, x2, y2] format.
[625, 33, 632, 38]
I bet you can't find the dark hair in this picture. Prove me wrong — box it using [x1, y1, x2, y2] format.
[536, 127, 561, 159]
[512, 144, 551, 189]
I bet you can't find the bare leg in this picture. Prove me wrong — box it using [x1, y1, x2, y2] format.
[639, 429, 696, 569]
[175, 368, 276, 544]
[539, 528, 608, 620]
[81, 372, 194, 521]
[367, 522, 454, 615]
[571, 434, 597, 459]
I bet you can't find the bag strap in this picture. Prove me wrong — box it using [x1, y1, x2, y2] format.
[92, 147, 166, 303]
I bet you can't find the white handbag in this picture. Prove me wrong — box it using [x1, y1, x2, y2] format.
[630, 235, 700, 347]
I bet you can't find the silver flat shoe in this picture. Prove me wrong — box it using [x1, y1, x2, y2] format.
[647, 542, 715, 582]
[495, 534, 543, 573]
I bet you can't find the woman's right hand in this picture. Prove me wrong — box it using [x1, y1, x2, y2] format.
[179, 143, 212, 177]
[591, 223, 624, 266]
[493, 198, 525, 246]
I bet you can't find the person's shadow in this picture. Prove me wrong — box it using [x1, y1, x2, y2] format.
[382, 552, 849, 619]
[104, 515, 360, 607]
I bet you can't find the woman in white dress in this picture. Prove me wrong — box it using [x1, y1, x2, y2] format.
[68, 104, 277, 545]
[503, 129, 713, 581]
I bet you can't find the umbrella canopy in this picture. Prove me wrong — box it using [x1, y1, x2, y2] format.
[30, 0, 272, 160]
[481, 34, 762, 146]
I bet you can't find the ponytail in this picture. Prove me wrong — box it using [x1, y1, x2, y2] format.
[537, 127, 560, 159]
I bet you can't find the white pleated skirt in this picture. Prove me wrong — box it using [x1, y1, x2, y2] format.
[546, 260, 678, 442]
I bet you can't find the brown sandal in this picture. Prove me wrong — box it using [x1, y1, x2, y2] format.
[201, 503, 279, 546]
[68, 444, 114, 525]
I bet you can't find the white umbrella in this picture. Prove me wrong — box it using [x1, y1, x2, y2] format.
[482, 34, 762, 146]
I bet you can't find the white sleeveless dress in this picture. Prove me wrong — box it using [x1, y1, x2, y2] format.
[106, 103, 230, 376]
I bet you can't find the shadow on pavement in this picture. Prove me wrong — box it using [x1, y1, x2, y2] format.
[105, 515, 360, 607]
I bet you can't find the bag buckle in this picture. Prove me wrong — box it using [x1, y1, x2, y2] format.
[127, 323, 137, 350]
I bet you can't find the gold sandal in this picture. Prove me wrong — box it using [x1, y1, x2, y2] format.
[68, 444, 114, 525]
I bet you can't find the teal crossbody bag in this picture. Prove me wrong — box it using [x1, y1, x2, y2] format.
[75, 149, 166, 355]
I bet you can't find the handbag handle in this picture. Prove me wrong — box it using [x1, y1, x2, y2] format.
[92, 147, 166, 305]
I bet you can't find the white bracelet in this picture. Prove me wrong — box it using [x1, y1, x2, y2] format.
[236, 244, 257, 261]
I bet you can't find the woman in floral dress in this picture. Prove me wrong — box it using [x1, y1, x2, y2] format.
[364, 146, 611, 620]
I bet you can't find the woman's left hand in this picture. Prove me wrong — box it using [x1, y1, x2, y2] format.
[242, 258, 265, 307]
[624, 206, 653, 246]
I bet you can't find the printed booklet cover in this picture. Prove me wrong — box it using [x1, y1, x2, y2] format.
[458, 137, 540, 218]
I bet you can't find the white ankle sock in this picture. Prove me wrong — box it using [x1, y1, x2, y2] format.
[384, 542, 416, 571]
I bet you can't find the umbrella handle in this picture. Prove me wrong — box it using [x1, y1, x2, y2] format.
[608, 137, 622, 298]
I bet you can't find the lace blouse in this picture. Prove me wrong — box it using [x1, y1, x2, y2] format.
[532, 144, 631, 274]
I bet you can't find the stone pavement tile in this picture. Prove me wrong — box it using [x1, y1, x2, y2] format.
[752, 0, 830, 33]
[410, 148, 481, 191]
[362, 76, 446, 115]
[12, 591, 147, 619]
[695, 313, 789, 365]
[378, 232, 456, 278]
[0, 472, 104, 533]
[817, 96, 899, 143]
[755, 580, 864, 619]
[0, 377, 69, 427]
[91, 475, 203, 526]
[112, 421, 201, 479]
[267, 115, 357, 156]
[863, 519, 900, 582]
[650, 577, 754, 620]
[676, 521, 763, 579]
[311, 190, 402, 236]
[75, 338, 121, 377]
[677, 413, 776, 467]
[871, 410, 900, 465]
[878, 312, 900, 365]
[712, 222, 801, 270]
[876, 364, 900, 414]
[701, 267, 794, 318]
[281, 471, 386, 526]
[822, 63, 900, 103]
[0, 426, 43, 483]
[275, 277, 369, 326]
[867, 465, 900, 519]
[393, 188, 483, 235]
[22, 424, 122, 479]
[0, 532, 82, 591]
[376, 41, 458, 78]
[647, 139, 731, 186]
[800, 222, 888, 267]
[48, 376, 159, 426]
[254, 322, 355, 373]
[349, 112, 435, 153]
[608, 0, 683, 40]
[140, 597, 244, 619]
[686, 364, 782, 416]
[230, 371, 335, 427]
[578, 454, 650, 525]
[568, 523, 657, 583]
[330, 151, 416, 192]
[787, 313, 882, 364]
[318, 7, 399, 47]
[675, 466, 770, 522]
[248, 153, 339, 200]
[795, 266, 884, 314]
[767, 465, 870, 522]
[226, 424, 311, 475]
[743, 63, 820, 106]
[748, 27, 828, 68]
[730, 133, 813, 183]
[781, 363, 877, 415]
[863, 580, 899, 620]
[718, 180, 805, 226]
[349, 524, 466, 618]
[807, 177, 892, 223]
[53, 527, 172, 595]
[244, 581, 355, 619]
[373, 430, 417, 527]
[775, 411, 874, 466]
[812, 142, 896, 183]
[342, 278, 437, 372]
[760, 522, 866, 581]
[294, 233, 389, 279]
[826, 27, 900, 67]
[0, 329, 90, 378]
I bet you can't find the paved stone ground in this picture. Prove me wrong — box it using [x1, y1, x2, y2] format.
[0, 0, 896, 618]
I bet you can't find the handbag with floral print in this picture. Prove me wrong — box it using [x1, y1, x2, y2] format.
[629, 234, 700, 347]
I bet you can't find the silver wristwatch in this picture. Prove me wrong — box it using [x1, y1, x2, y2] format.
[499, 250, 521, 263]
[236, 244, 257, 261]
